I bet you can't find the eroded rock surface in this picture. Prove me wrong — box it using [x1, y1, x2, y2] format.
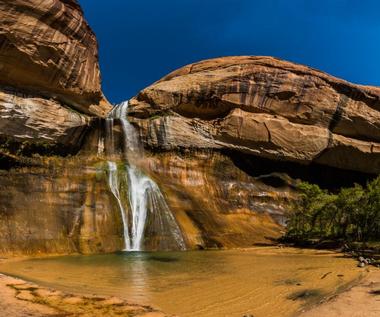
[0, 0, 109, 115]
[129, 56, 380, 174]
[0, 157, 124, 255]
[0, 87, 90, 148]
[141, 152, 288, 249]
[0, 0, 111, 159]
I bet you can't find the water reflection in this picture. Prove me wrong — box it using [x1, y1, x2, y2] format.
[0, 249, 361, 317]
[120, 252, 149, 303]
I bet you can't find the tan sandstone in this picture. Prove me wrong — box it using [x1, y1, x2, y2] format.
[129, 56, 380, 174]
[0, 0, 111, 155]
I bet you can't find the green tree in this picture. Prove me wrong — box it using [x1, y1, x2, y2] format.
[363, 177, 380, 241]
[284, 176, 380, 243]
[334, 185, 364, 240]
[286, 182, 333, 239]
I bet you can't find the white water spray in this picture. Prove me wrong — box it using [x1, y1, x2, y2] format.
[105, 101, 186, 251]
[106, 161, 131, 250]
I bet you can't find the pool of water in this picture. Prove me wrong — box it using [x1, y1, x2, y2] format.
[0, 248, 361, 317]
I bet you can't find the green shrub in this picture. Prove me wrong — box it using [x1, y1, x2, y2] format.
[285, 176, 380, 242]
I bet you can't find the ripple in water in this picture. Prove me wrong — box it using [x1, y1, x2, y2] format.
[0, 248, 361, 317]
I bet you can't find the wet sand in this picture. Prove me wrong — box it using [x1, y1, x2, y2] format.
[2, 270, 379, 317]
[0, 273, 169, 317]
[300, 268, 380, 317]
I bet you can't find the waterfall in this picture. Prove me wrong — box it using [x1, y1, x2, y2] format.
[109, 101, 141, 155]
[126, 166, 150, 251]
[106, 161, 131, 250]
[105, 101, 186, 251]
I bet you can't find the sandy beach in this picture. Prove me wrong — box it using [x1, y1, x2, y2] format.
[2, 269, 379, 317]
[0, 250, 377, 317]
[0, 273, 169, 317]
[300, 268, 380, 317]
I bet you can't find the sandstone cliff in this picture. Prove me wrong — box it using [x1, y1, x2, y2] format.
[129, 56, 380, 174]
[0, 158, 124, 254]
[0, 0, 111, 160]
[0, 0, 120, 254]
[142, 152, 286, 249]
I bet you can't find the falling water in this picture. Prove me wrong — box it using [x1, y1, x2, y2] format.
[104, 101, 186, 251]
[126, 166, 149, 251]
[107, 161, 131, 250]
[109, 102, 141, 155]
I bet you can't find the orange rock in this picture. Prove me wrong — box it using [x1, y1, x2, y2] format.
[129, 56, 380, 174]
[0, 0, 111, 155]
[0, 0, 110, 116]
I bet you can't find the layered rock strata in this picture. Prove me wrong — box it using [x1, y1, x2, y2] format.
[0, 0, 111, 159]
[141, 152, 288, 249]
[0, 158, 124, 255]
[129, 56, 380, 174]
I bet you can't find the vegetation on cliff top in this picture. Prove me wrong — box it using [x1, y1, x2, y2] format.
[285, 176, 380, 243]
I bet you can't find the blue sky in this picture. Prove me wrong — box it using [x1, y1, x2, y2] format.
[79, 0, 380, 104]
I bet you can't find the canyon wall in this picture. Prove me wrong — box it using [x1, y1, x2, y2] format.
[141, 152, 287, 249]
[129, 56, 380, 174]
[1, 1, 379, 254]
[0, 158, 124, 255]
[0, 0, 117, 254]
[124, 56, 380, 250]
[0, 0, 111, 163]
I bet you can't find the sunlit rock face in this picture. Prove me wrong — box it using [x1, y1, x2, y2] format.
[0, 0, 109, 115]
[0, 158, 124, 255]
[0, 87, 90, 148]
[137, 149, 370, 249]
[0, 0, 117, 255]
[0, 0, 111, 160]
[140, 152, 289, 248]
[124, 56, 380, 247]
[129, 56, 380, 174]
